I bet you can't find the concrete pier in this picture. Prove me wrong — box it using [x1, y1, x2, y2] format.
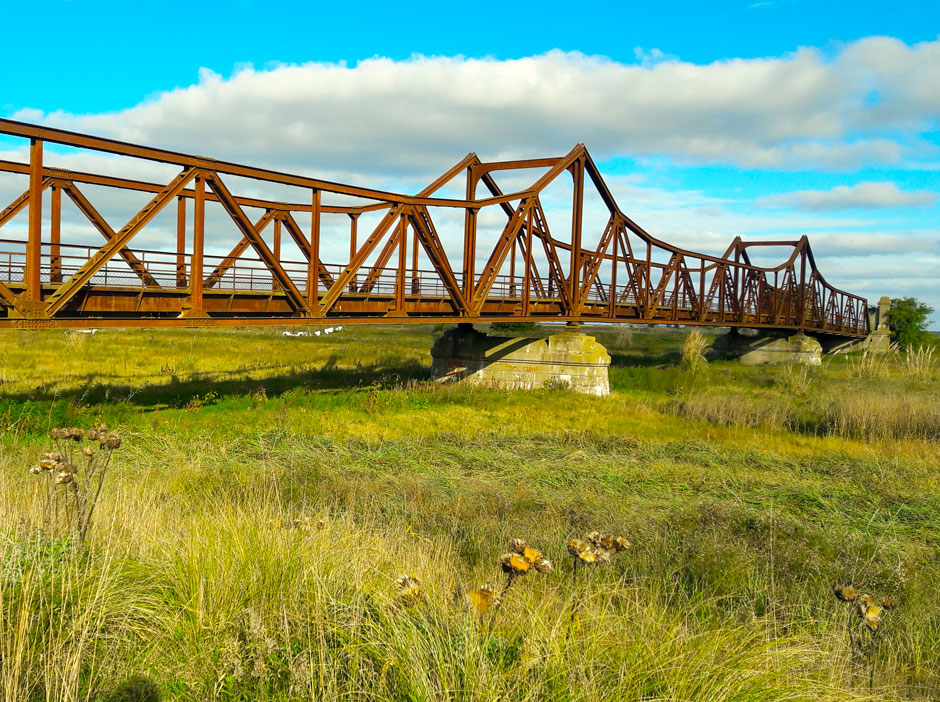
[710, 328, 822, 366]
[430, 324, 611, 396]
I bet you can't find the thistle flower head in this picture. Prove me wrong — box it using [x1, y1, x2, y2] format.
[858, 593, 877, 609]
[501, 553, 531, 576]
[467, 584, 499, 615]
[55, 471, 73, 485]
[862, 603, 883, 631]
[599, 534, 616, 551]
[532, 557, 553, 574]
[393, 574, 422, 605]
[577, 549, 597, 565]
[522, 546, 542, 564]
[510, 538, 528, 555]
[29, 465, 43, 475]
[101, 433, 122, 449]
[586, 531, 602, 547]
[82, 446, 95, 458]
[881, 596, 898, 610]
[612, 536, 631, 552]
[567, 538, 589, 557]
[86, 429, 99, 441]
[833, 585, 858, 602]
[593, 547, 612, 565]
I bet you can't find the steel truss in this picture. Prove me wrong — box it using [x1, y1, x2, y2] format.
[0, 119, 868, 336]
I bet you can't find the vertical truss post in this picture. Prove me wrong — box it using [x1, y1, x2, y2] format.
[798, 248, 806, 327]
[608, 225, 618, 318]
[698, 265, 705, 321]
[26, 138, 43, 301]
[509, 233, 516, 297]
[395, 213, 407, 313]
[176, 196, 187, 287]
[522, 206, 533, 316]
[411, 216, 419, 294]
[309, 189, 321, 314]
[569, 157, 584, 314]
[190, 175, 205, 312]
[273, 216, 282, 291]
[348, 213, 359, 292]
[463, 168, 478, 308]
[50, 184, 61, 284]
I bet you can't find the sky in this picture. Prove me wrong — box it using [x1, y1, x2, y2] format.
[0, 0, 938, 326]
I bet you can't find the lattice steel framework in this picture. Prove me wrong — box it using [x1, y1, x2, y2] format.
[0, 119, 868, 336]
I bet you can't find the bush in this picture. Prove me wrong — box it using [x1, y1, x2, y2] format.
[888, 297, 934, 348]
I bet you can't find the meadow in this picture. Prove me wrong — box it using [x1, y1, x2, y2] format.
[1, 323, 938, 701]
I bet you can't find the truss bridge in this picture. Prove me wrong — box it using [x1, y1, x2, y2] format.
[0, 119, 868, 337]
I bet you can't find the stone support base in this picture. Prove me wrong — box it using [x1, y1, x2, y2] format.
[710, 329, 822, 366]
[430, 324, 610, 396]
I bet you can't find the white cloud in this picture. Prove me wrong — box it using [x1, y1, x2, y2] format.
[757, 182, 937, 210]
[7, 37, 938, 178]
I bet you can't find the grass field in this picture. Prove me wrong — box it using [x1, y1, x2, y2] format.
[1, 323, 938, 701]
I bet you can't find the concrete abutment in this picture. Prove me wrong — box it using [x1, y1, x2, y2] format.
[430, 324, 610, 396]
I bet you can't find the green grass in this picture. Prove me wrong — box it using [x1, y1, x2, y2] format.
[1, 324, 939, 701]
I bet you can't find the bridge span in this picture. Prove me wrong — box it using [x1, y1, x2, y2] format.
[0, 119, 867, 337]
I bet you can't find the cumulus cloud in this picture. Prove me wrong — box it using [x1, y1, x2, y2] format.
[7, 36, 938, 179]
[757, 182, 937, 210]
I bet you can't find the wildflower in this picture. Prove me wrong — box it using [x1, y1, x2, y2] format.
[510, 538, 528, 555]
[49, 428, 62, 440]
[612, 536, 630, 552]
[393, 574, 422, 605]
[86, 429, 99, 441]
[532, 557, 553, 574]
[593, 548, 612, 565]
[567, 538, 589, 557]
[861, 603, 883, 631]
[82, 446, 95, 458]
[586, 531, 602, 547]
[577, 549, 597, 565]
[98, 432, 121, 449]
[833, 585, 858, 602]
[467, 584, 499, 616]
[55, 471, 73, 485]
[501, 553, 531, 576]
[881, 597, 898, 610]
[29, 465, 43, 475]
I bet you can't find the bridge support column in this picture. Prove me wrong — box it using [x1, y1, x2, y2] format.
[710, 328, 822, 366]
[431, 324, 610, 396]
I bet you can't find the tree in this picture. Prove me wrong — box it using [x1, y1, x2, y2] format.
[887, 297, 934, 348]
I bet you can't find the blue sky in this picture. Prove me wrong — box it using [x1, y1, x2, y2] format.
[1, 1, 938, 325]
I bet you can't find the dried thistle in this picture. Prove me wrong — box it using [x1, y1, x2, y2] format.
[834, 585, 858, 602]
[567, 538, 589, 557]
[467, 584, 499, 617]
[393, 574, 422, 605]
[29, 425, 123, 544]
[501, 553, 531, 576]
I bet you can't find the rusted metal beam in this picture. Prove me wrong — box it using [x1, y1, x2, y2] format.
[43, 168, 198, 317]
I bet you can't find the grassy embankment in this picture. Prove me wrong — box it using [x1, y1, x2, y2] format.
[1, 324, 938, 701]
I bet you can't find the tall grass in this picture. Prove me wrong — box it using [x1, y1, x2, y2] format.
[1, 325, 939, 700]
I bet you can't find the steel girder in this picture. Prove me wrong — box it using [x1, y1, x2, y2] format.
[0, 118, 869, 337]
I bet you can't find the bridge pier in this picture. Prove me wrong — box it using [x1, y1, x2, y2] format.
[430, 324, 610, 396]
[710, 328, 822, 366]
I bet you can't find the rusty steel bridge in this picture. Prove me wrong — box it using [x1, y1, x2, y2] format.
[0, 119, 868, 336]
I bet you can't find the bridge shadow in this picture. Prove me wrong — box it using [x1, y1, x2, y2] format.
[2, 358, 432, 411]
[608, 350, 681, 368]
